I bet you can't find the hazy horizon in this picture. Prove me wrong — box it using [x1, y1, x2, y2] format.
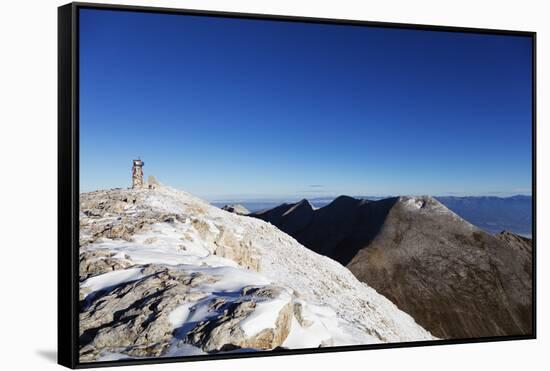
[207, 193, 532, 204]
[79, 9, 532, 200]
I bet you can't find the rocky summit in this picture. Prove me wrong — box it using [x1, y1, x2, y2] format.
[251, 195, 533, 339]
[78, 185, 434, 362]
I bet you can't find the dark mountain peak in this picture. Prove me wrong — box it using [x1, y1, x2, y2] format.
[324, 195, 361, 210]
[332, 195, 358, 203]
[296, 198, 313, 208]
[282, 198, 314, 216]
[252, 202, 292, 217]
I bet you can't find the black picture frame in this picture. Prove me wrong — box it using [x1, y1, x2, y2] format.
[58, 2, 537, 369]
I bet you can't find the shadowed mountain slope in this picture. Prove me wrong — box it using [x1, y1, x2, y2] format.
[252, 196, 397, 265]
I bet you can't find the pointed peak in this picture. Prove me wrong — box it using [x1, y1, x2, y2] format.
[296, 198, 313, 208]
[283, 199, 314, 216]
[397, 196, 448, 212]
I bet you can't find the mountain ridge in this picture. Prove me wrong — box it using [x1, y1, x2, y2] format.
[250, 195, 533, 339]
[220, 194, 531, 236]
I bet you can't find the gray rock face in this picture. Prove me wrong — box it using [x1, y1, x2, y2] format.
[80, 265, 192, 361]
[186, 286, 293, 352]
[79, 261, 294, 361]
[252, 195, 533, 339]
[79, 249, 133, 282]
[79, 192, 187, 247]
[221, 204, 250, 215]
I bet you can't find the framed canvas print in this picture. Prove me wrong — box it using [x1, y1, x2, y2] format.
[58, 2, 536, 368]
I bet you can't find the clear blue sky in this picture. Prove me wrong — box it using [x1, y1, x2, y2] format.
[79, 8, 532, 201]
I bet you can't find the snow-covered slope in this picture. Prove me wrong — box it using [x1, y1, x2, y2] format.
[78, 185, 434, 362]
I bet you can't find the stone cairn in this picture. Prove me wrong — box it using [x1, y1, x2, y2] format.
[132, 159, 144, 189]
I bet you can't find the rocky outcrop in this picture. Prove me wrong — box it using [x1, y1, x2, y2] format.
[213, 226, 260, 271]
[79, 263, 295, 361]
[253, 195, 533, 340]
[80, 265, 190, 361]
[221, 204, 250, 215]
[186, 286, 293, 352]
[79, 189, 259, 270]
[79, 249, 133, 281]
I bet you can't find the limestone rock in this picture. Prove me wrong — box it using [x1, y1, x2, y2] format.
[221, 204, 250, 215]
[186, 286, 293, 352]
[79, 249, 133, 281]
[79, 265, 209, 361]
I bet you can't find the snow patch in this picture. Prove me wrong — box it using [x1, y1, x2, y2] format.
[403, 197, 424, 210]
[240, 291, 291, 337]
[81, 267, 144, 297]
[168, 302, 194, 328]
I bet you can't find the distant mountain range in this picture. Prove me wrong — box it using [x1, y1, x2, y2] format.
[248, 195, 533, 339]
[435, 195, 532, 236]
[214, 195, 532, 237]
